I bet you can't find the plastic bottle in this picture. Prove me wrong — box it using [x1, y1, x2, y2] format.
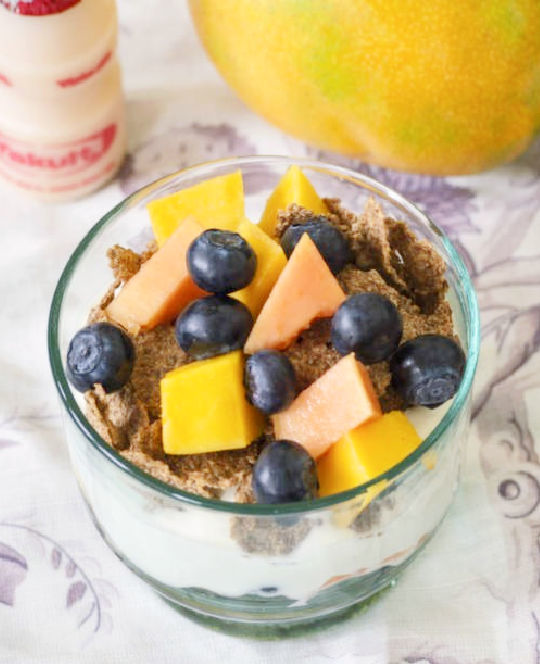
[0, 0, 126, 201]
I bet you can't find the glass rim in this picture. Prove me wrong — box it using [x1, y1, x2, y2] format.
[48, 155, 480, 516]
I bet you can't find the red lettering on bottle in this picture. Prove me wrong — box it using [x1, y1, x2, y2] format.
[0, 72, 12, 86]
[56, 51, 112, 88]
[0, 124, 118, 175]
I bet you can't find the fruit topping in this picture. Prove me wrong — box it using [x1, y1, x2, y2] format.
[272, 353, 381, 459]
[390, 334, 465, 407]
[187, 229, 256, 294]
[230, 219, 287, 316]
[280, 217, 350, 275]
[244, 350, 296, 415]
[331, 293, 403, 364]
[244, 233, 345, 354]
[252, 440, 318, 504]
[161, 351, 263, 455]
[147, 171, 244, 247]
[66, 323, 134, 393]
[106, 218, 206, 335]
[175, 294, 253, 360]
[259, 165, 328, 237]
[317, 411, 421, 497]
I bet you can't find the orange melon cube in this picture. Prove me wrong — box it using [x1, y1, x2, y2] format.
[272, 353, 382, 459]
[244, 233, 345, 354]
[106, 218, 206, 334]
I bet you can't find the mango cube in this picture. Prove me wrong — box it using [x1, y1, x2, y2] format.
[148, 171, 244, 247]
[231, 219, 287, 316]
[161, 351, 263, 455]
[317, 411, 421, 498]
[259, 165, 329, 237]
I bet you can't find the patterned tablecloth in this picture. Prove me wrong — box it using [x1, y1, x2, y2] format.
[1, 2, 539, 662]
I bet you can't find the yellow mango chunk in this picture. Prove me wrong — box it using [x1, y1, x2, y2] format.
[231, 219, 287, 316]
[259, 165, 329, 237]
[147, 171, 244, 247]
[161, 351, 263, 455]
[317, 412, 421, 498]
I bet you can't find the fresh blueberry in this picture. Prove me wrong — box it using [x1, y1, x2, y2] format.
[252, 440, 318, 504]
[331, 293, 403, 364]
[187, 229, 257, 294]
[244, 351, 296, 414]
[390, 335, 466, 408]
[175, 295, 253, 360]
[280, 217, 350, 275]
[66, 323, 134, 393]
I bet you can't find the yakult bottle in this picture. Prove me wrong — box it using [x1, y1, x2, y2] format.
[0, 0, 126, 201]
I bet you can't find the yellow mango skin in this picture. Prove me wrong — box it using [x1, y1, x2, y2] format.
[259, 166, 328, 237]
[161, 351, 263, 455]
[231, 219, 287, 316]
[148, 171, 244, 247]
[317, 411, 421, 498]
[190, 0, 540, 175]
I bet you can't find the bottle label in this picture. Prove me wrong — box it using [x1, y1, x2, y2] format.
[0, 123, 118, 192]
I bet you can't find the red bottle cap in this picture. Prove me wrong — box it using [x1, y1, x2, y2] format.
[0, 0, 81, 15]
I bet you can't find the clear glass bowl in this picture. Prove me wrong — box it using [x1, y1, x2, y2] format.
[48, 156, 480, 632]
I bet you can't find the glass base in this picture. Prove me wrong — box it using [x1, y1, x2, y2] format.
[157, 582, 395, 639]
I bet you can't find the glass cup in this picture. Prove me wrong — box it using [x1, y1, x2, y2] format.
[48, 156, 480, 631]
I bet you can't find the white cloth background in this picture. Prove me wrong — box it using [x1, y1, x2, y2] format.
[1, 2, 539, 662]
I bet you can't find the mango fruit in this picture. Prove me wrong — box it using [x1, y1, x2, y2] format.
[272, 353, 381, 459]
[190, 0, 540, 174]
[317, 411, 421, 497]
[231, 219, 287, 317]
[259, 166, 328, 237]
[106, 218, 206, 335]
[148, 170, 244, 247]
[161, 351, 263, 455]
[244, 233, 345, 354]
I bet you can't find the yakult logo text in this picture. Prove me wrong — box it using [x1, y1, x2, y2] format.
[0, 124, 117, 174]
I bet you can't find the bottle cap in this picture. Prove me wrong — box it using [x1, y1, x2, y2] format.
[0, 1, 81, 15]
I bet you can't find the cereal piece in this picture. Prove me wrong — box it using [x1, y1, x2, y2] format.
[130, 324, 190, 420]
[231, 515, 312, 555]
[165, 439, 263, 501]
[121, 448, 200, 493]
[284, 319, 340, 391]
[107, 245, 143, 282]
[338, 265, 419, 316]
[325, 197, 407, 290]
[386, 220, 447, 313]
[85, 383, 140, 451]
[87, 280, 120, 325]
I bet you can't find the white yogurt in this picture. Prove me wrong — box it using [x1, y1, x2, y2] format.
[65, 401, 462, 603]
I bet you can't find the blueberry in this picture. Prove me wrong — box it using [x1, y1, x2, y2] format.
[66, 323, 134, 393]
[175, 295, 253, 360]
[187, 229, 257, 294]
[252, 440, 318, 504]
[390, 335, 466, 408]
[280, 217, 350, 275]
[244, 351, 296, 414]
[331, 293, 403, 364]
